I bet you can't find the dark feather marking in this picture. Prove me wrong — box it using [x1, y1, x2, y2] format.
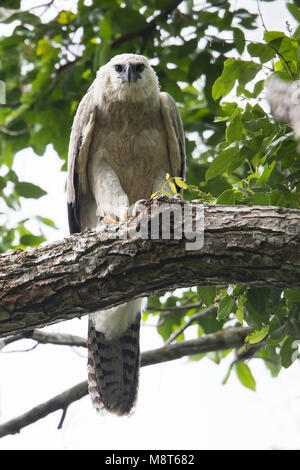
[122, 334, 138, 345]
[67, 202, 80, 234]
[87, 313, 141, 415]
[121, 349, 138, 360]
[68, 134, 82, 235]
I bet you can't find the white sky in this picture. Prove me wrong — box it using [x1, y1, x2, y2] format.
[0, 0, 300, 451]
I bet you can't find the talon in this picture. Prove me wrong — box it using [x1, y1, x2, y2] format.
[132, 199, 147, 217]
[101, 215, 119, 224]
[119, 209, 130, 222]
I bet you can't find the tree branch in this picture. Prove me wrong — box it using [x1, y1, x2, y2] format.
[164, 304, 217, 346]
[0, 326, 250, 438]
[1, 330, 87, 349]
[111, 0, 183, 49]
[0, 125, 30, 136]
[0, 199, 299, 338]
[0, 102, 21, 108]
[147, 300, 203, 313]
[0, 1, 55, 22]
[0, 381, 88, 439]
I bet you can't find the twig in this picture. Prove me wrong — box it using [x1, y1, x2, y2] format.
[256, 0, 268, 33]
[204, 33, 296, 79]
[32, 330, 87, 348]
[0, 0, 55, 22]
[0, 102, 21, 108]
[0, 326, 251, 438]
[111, 0, 183, 49]
[0, 126, 30, 136]
[57, 408, 67, 429]
[2, 342, 39, 354]
[0, 381, 88, 439]
[164, 304, 218, 346]
[147, 299, 202, 313]
[1, 330, 87, 350]
[48, 56, 82, 94]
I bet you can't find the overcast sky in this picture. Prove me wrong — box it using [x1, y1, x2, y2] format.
[0, 0, 300, 450]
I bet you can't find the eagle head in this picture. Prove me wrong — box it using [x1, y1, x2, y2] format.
[96, 53, 160, 102]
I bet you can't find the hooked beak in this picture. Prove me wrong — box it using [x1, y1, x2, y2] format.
[122, 63, 139, 84]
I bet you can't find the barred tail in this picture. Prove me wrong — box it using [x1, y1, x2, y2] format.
[87, 312, 141, 416]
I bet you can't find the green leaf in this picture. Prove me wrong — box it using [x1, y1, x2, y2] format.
[245, 327, 269, 344]
[212, 59, 261, 100]
[15, 182, 47, 199]
[188, 353, 206, 362]
[247, 42, 276, 63]
[234, 362, 256, 391]
[268, 316, 287, 342]
[235, 303, 244, 326]
[264, 31, 285, 42]
[216, 188, 235, 205]
[284, 289, 300, 303]
[287, 3, 300, 22]
[57, 10, 76, 24]
[217, 295, 236, 321]
[258, 347, 281, 378]
[36, 215, 57, 229]
[20, 234, 45, 247]
[280, 337, 300, 369]
[233, 28, 245, 54]
[245, 287, 269, 330]
[174, 177, 188, 189]
[250, 192, 270, 206]
[205, 147, 238, 181]
[222, 364, 233, 385]
[257, 160, 276, 184]
[197, 286, 216, 306]
[226, 115, 243, 142]
[168, 180, 177, 194]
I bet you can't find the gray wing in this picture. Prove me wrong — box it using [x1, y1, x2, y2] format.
[159, 92, 186, 183]
[67, 84, 97, 233]
[266, 76, 300, 143]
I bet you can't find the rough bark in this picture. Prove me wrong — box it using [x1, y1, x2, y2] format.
[0, 199, 299, 338]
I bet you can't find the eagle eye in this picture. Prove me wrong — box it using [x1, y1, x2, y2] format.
[114, 64, 123, 73]
[136, 63, 145, 73]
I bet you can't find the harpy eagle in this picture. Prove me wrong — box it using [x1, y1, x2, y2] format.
[67, 53, 186, 415]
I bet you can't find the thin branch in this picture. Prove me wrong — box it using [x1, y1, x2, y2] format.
[32, 330, 87, 348]
[152, 296, 202, 327]
[0, 326, 251, 438]
[205, 33, 296, 79]
[164, 304, 218, 346]
[57, 408, 67, 430]
[0, 102, 21, 108]
[147, 300, 203, 313]
[111, 0, 183, 49]
[2, 342, 39, 354]
[0, 0, 55, 22]
[1, 330, 87, 350]
[0, 381, 88, 439]
[48, 57, 82, 94]
[0, 126, 30, 136]
[256, 0, 268, 33]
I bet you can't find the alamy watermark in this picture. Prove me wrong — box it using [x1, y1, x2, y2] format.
[291, 340, 300, 363]
[0, 80, 5, 105]
[96, 198, 204, 251]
